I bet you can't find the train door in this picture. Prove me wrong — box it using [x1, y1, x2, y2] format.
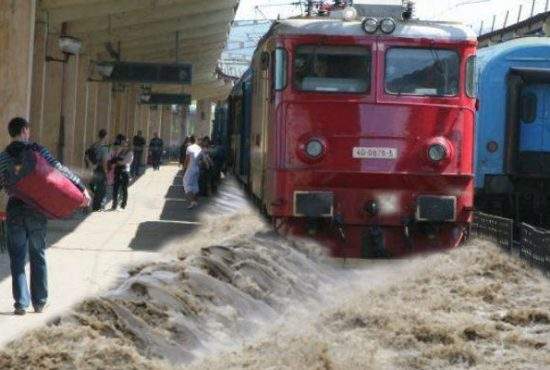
[241, 77, 252, 181]
[518, 84, 550, 174]
[249, 47, 272, 200]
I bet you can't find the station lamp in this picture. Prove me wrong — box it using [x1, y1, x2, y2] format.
[139, 93, 152, 103]
[95, 62, 115, 78]
[58, 36, 82, 55]
[46, 35, 82, 63]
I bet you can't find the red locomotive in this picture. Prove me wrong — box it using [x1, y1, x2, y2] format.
[226, 2, 478, 258]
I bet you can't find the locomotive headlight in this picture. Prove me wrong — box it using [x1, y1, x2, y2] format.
[428, 144, 447, 162]
[305, 139, 324, 158]
[342, 6, 358, 22]
[380, 18, 397, 34]
[362, 17, 379, 34]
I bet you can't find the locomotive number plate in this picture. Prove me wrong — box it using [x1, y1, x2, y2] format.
[353, 147, 397, 159]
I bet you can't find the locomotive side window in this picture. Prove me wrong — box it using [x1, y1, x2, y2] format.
[273, 48, 287, 91]
[466, 56, 477, 98]
[294, 45, 371, 93]
[385, 48, 459, 97]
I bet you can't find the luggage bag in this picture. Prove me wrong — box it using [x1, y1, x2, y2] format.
[4, 147, 84, 219]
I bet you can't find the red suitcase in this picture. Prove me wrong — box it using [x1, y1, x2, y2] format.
[5, 148, 84, 219]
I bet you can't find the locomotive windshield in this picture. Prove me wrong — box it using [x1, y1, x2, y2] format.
[294, 45, 371, 93]
[385, 48, 459, 97]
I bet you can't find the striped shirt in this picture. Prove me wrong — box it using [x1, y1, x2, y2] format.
[0, 141, 85, 193]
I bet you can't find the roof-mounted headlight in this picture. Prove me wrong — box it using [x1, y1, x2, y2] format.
[380, 18, 397, 34]
[342, 6, 357, 22]
[362, 17, 379, 34]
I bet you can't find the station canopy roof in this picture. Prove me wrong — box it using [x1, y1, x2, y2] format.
[39, 0, 239, 101]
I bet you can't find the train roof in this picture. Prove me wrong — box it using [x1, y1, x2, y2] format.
[477, 37, 550, 77]
[478, 37, 550, 61]
[229, 68, 253, 97]
[270, 18, 477, 42]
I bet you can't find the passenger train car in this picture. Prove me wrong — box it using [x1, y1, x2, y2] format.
[225, 4, 478, 258]
[475, 38, 550, 227]
[227, 69, 253, 184]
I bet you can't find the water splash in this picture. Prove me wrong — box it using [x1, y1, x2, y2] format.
[1, 190, 548, 369]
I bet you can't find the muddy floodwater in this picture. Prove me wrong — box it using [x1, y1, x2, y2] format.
[0, 194, 549, 370]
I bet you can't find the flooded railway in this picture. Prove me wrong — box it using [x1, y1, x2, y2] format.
[0, 178, 548, 370]
[2, 1, 550, 369]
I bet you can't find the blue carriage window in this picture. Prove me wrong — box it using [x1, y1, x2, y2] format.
[521, 93, 537, 124]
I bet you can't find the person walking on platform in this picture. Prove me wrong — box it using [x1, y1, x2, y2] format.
[89, 129, 110, 211]
[198, 136, 214, 197]
[179, 137, 190, 168]
[149, 133, 164, 171]
[211, 139, 226, 194]
[0, 117, 90, 315]
[111, 135, 133, 211]
[131, 130, 146, 177]
[182, 136, 201, 209]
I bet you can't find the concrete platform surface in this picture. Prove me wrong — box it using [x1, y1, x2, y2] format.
[0, 164, 218, 347]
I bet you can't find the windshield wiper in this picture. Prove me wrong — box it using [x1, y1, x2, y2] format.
[430, 48, 445, 75]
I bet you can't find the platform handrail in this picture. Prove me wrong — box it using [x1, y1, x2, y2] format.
[471, 211, 514, 251]
[472, 211, 550, 275]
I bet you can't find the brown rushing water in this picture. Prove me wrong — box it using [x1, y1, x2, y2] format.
[0, 206, 549, 370]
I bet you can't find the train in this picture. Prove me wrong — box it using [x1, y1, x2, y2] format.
[214, 3, 478, 258]
[475, 37, 550, 227]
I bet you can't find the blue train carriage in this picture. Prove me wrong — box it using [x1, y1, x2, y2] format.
[211, 102, 229, 173]
[475, 37, 550, 225]
[227, 68, 253, 185]
[212, 103, 229, 147]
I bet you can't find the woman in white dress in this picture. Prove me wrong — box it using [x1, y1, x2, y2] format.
[182, 136, 202, 209]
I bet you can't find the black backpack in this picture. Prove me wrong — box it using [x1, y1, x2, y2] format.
[3, 142, 38, 186]
[84, 143, 99, 168]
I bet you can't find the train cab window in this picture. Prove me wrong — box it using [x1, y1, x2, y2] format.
[466, 56, 477, 98]
[273, 48, 287, 91]
[294, 45, 371, 93]
[385, 48, 459, 97]
[521, 93, 537, 124]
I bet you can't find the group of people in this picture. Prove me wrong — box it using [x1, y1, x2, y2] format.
[0, 117, 225, 316]
[88, 130, 164, 211]
[180, 136, 225, 209]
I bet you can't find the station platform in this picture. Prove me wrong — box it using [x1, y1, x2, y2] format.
[0, 164, 246, 347]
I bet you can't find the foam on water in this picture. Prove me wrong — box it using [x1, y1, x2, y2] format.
[1, 183, 549, 370]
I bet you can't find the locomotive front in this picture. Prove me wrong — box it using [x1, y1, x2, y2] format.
[254, 5, 478, 258]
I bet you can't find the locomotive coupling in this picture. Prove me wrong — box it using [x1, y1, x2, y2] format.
[332, 214, 346, 242]
[362, 226, 388, 258]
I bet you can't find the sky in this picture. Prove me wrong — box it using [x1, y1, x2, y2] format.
[222, 0, 549, 76]
[235, 0, 547, 28]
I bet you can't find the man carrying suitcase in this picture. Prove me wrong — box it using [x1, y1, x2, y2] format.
[0, 117, 90, 315]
